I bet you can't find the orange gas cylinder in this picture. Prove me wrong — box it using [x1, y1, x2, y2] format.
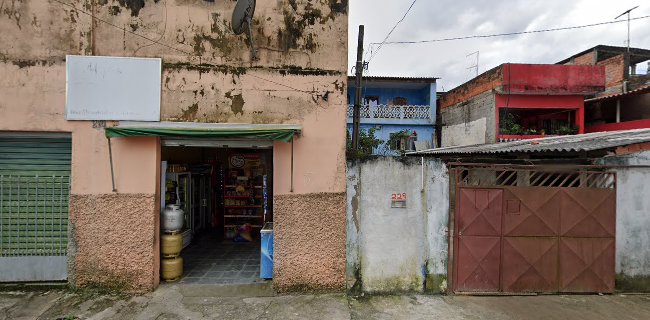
[161, 256, 183, 282]
[161, 233, 183, 258]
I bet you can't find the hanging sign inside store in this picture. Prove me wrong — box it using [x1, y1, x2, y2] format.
[391, 193, 407, 208]
[65, 55, 161, 121]
[230, 154, 246, 168]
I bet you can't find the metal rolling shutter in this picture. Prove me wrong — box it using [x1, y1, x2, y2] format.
[0, 133, 71, 281]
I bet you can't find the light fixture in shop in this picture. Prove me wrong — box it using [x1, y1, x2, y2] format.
[161, 138, 272, 149]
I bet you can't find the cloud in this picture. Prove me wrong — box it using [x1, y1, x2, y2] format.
[349, 0, 650, 90]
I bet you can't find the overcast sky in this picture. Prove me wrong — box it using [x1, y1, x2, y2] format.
[348, 0, 650, 91]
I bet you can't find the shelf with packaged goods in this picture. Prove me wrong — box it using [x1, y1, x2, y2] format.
[224, 215, 263, 218]
[224, 195, 263, 199]
[224, 205, 262, 209]
[224, 224, 263, 228]
[224, 185, 263, 188]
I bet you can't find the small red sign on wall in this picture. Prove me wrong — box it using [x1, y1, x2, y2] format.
[391, 193, 407, 208]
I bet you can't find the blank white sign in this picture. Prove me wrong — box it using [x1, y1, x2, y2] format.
[66, 55, 161, 121]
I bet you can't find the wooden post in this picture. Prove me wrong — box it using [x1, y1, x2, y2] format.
[352, 25, 364, 150]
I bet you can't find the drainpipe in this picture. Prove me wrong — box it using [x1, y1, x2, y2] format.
[616, 99, 621, 123]
[107, 137, 117, 192]
[421, 156, 425, 192]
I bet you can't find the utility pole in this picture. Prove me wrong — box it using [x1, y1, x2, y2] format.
[352, 25, 365, 150]
[615, 5, 639, 93]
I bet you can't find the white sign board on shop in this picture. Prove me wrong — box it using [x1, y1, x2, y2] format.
[65, 55, 162, 121]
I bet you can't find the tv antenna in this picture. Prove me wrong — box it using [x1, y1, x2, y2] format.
[467, 51, 479, 77]
[614, 6, 639, 52]
[232, 0, 258, 61]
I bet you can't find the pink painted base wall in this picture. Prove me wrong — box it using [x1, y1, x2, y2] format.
[1, 62, 161, 292]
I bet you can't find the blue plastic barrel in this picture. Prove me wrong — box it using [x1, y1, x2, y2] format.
[260, 222, 274, 279]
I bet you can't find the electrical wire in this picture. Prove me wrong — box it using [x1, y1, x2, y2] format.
[367, 0, 418, 63]
[50, 0, 328, 96]
[370, 15, 650, 46]
[133, 0, 168, 55]
[51, 0, 193, 56]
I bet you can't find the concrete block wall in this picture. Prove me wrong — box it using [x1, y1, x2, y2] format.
[597, 151, 650, 291]
[346, 157, 449, 294]
[440, 91, 496, 147]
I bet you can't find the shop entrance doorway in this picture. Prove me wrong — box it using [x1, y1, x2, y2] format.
[161, 141, 273, 285]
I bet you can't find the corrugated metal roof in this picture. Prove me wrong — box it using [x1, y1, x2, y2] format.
[408, 129, 650, 156]
[585, 84, 650, 103]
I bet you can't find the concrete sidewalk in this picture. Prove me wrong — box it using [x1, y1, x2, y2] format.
[1, 284, 649, 320]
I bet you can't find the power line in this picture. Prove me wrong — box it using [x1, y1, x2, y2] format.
[51, 0, 193, 56]
[369, 15, 650, 46]
[367, 0, 418, 63]
[51, 0, 327, 96]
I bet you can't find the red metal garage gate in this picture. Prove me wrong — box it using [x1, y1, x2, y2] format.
[452, 166, 616, 293]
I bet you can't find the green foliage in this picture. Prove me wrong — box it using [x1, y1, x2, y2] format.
[347, 128, 384, 159]
[500, 112, 578, 136]
[386, 130, 412, 150]
[499, 112, 524, 135]
[556, 124, 579, 135]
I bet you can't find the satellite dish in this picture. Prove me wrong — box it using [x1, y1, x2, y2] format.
[232, 0, 258, 60]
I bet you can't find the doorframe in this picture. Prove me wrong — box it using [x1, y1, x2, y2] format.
[155, 137, 275, 288]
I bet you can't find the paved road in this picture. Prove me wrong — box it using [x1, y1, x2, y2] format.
[1, 284, 649, 319]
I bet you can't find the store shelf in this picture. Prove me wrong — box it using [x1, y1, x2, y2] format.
[224, 205, 262, 208]
[224, 224, 263, 228]
[224, 215, 263, 218]
[224, 195, 263, 199]
[225, 185, 263, 188]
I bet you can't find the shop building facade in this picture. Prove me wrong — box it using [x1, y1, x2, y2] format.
[0, 0, 348, 292]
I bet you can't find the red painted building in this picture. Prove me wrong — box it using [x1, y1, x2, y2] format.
[439, 63, 605, 147]
[557, 45, 650, 133]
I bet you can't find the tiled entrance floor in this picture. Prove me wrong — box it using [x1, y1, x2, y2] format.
[178, 232, 264, 285]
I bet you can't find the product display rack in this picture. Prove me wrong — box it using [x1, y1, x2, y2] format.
[222, 179, 267, 238]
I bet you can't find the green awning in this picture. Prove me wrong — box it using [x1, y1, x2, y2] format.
[104, 122, 300, 142]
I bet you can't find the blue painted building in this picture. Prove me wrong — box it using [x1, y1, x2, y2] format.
[347, 76, 438, 155]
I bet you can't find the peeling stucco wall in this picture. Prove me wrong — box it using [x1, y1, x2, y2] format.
[346, 158, 449, 294]
[1, 0, 347, 291]
[273, 192, 346, 292]
[90, 0, 347, 69]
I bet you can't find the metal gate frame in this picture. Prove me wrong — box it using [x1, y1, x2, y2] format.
[448, 163, 616, 294]
[0, 133, 72, 282]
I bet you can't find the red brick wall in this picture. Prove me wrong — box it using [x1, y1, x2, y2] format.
[439, 66, 502, 109]
[598, 54, 626, 88]
[570, 51, 597, 65]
